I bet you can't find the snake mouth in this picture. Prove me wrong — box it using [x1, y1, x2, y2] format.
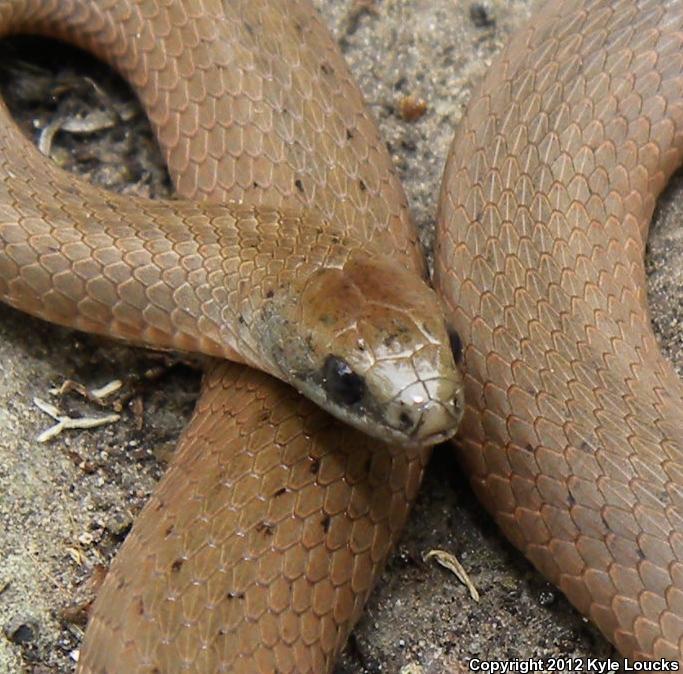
[413, 426, 457, 447]
[400, 397, 462, 447]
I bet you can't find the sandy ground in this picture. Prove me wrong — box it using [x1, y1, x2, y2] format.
[0, 1, 681, 673]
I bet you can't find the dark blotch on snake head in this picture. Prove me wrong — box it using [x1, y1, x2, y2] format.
[322, 355, 366, 406]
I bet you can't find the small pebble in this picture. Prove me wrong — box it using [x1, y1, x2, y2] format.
[105, 511, 133, 537]
[468, 638, 482, 654]
[400, 664, 425, 674]
[4, 615, 39, 644]
[399, 95, 428, 122]
[539, 589, 556, 607]
[469, 3, 495, 28]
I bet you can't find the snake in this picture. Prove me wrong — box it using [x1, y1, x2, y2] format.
[436, 0, 683, 659]
[0, 0, 465, 450]
[1, 0, 682, 671]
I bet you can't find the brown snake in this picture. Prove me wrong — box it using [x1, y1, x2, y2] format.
[437, 0, 683, 660]
[0, 2, 466, 449]
[1, 0, 682, 671]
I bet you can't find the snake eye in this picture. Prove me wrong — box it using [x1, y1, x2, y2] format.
[322, 356, 366, 406]
[447, 326, 463, 364]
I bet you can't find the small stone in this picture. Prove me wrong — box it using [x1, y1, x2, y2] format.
[469, 3, 495, 28]
[468, 638, 482, 654]
[399, 95, 428, 122]
[105, 511, 133, 537]
[401, 665, 425, 674]
[4, 615, 39, 644]
[539, 589, 556, 607]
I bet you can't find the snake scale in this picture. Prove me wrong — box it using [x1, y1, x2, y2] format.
[0, 0, 682, 671]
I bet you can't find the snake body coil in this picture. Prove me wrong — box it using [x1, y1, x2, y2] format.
[437, 0, 683, 659]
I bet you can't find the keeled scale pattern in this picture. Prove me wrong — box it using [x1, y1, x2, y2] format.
[0, 0, 433, 671]
[436, 0, 683, 659]
[81, 363, 429, 673]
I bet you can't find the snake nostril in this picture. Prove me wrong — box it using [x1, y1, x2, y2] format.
[447, 326, 463, 364]
[322, 355, 366, 406]
[398, 410, 414, 430]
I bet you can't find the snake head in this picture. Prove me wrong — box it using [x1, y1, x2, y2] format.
[258, 251, 464, 448]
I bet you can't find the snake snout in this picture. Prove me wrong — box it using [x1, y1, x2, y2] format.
[413, 396, 463, 445]
[387, 382, 464, 446]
